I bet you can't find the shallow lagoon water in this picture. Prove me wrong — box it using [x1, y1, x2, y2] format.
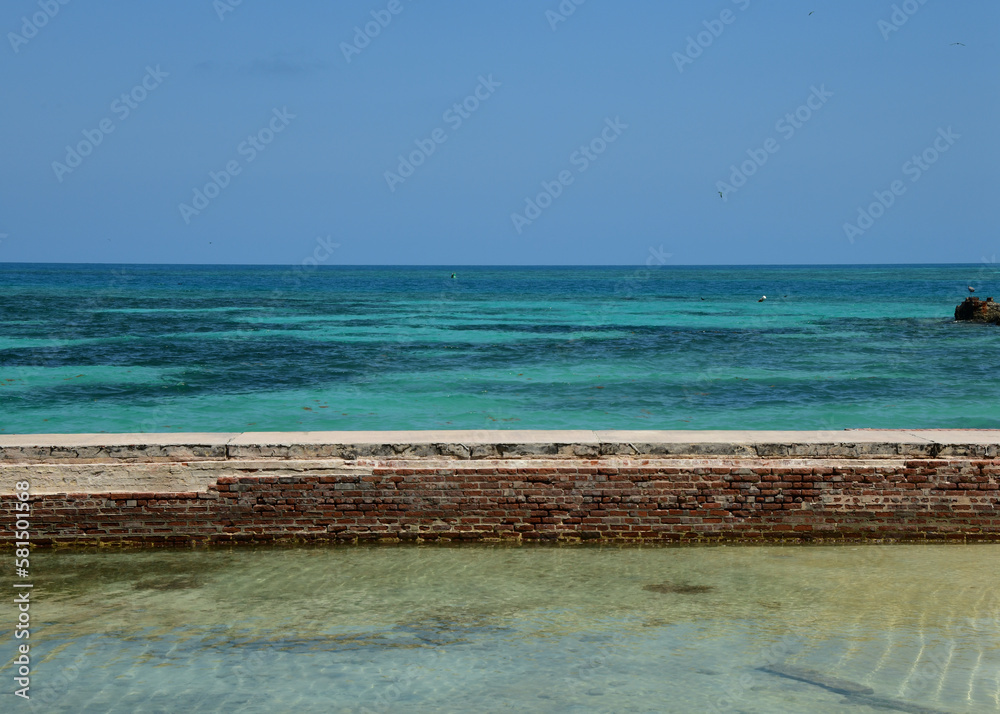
[2, 545, 998, 712]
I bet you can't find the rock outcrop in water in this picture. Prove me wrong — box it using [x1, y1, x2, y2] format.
[955, 296, 1000, 325]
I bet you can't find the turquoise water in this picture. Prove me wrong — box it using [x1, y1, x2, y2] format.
[1, 263, 998, 433]
[2, 545, 998, 712]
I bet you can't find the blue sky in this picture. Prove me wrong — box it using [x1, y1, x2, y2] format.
[1, 0, 996, 265]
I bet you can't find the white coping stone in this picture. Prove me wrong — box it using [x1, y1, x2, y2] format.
[899, 430, 1000, 445]
[227, 430, 601, 445]
[0, 433, 238, 448]
[594, 430, 753, 443]
[752, 430, 935, 444]
[1, 430, 999, 449]
[590, 430, 937, 444]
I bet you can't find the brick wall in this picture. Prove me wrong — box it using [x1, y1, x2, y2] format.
[4, 456, 999, 546]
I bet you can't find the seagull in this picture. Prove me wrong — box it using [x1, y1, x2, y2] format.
[809, 11, 815, 15]
[951, 42, 966, 46]
[968, 286, 975, 293]
[758, 295, 767, 303]
[718, 191, 723, 199]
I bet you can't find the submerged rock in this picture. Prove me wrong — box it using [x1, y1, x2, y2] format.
[955, 296, 1000, 325]
[760, 663, 874, 695]
[760, 664, 951, 713]
[133, 574, 203, 591]
[642, 582, 714, 595]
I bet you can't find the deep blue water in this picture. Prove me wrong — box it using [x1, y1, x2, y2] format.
[1, 263, 998, 433]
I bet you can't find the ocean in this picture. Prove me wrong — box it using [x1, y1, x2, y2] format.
[1, 263, 997, 434]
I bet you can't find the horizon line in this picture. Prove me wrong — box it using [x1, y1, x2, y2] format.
[0, 261, 990, 269]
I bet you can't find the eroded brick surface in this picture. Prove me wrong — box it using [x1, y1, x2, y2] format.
[3, 457, 999, 546]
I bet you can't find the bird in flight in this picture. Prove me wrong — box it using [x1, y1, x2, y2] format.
[809, 11, 815, 15]
[718, 191, 723, 199]
[951, 42, 966, 46]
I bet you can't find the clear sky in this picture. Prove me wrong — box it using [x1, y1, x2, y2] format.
[1, 0, 996, 265]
